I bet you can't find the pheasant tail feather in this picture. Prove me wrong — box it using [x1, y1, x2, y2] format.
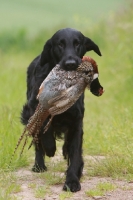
[9, 127, 27, 166]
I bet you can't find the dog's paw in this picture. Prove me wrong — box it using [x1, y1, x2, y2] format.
[45, 146, 56, 157]
[32, 164, 47, 173]
[63, 180, 81, 192]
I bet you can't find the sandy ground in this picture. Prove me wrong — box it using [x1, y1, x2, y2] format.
[12, 156, 133, 200]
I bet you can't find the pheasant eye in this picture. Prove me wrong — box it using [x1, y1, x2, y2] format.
[83, 71, 89, 75]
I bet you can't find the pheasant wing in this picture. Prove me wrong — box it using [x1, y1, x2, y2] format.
[48, 84, 84, 116]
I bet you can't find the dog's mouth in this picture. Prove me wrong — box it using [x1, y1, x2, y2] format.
[59, 57, 82, 71]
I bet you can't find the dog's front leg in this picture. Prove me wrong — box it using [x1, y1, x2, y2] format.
[32, 140, 47, 173]
[63, 118, 84, 192]
[32, 122, 56, 172]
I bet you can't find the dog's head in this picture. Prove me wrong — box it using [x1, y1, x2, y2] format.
[40, 28, 102, 70]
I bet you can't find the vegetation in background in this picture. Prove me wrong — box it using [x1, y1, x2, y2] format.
[83, 1, 133, 179]
[0, 0, 126, 36]
[86, 182, 117, 197]
[0, 1, 133, 198]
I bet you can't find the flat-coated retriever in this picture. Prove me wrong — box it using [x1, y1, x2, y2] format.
[21, 28, 102, 192]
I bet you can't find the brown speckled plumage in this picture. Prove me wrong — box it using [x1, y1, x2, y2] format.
[9, 56, 103, 164]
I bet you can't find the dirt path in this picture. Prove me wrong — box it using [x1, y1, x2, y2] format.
[12, 156, 133, 200]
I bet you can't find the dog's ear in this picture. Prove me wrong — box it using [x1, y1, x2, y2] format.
[84, 37, 102, 56]
[40, 39, 52, 66]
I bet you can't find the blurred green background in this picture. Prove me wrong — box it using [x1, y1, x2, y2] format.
[0, 0, 133, 180]
[0, 0, 126, 36]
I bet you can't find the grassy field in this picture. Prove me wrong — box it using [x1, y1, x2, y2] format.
[0, 0, 126, 36]
[0, 0, 133, 199]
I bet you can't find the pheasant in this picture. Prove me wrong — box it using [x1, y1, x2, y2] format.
[10, 56, 104, 163]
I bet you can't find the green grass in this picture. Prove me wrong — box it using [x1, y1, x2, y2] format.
[82, 1, 133, 179]
[0, 0, 126, 36]
[0, 170, 21, 199]
[86, 182, 117, 197]
[59, 191, 73, 200]
[35, 185, 49, 198]
[0, 1, 133, 198]
[0, 52, 33, 170]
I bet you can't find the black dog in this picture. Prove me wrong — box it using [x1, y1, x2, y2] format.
[21, 28, 102, 192]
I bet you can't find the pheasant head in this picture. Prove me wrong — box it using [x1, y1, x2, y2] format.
[80, 56, 104, 96]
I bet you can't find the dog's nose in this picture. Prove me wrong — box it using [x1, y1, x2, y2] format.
[65, 60, 77, 70]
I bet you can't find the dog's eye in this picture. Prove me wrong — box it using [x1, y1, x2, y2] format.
[58, 42, 64, 48]
[74, 40, 80, 47]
